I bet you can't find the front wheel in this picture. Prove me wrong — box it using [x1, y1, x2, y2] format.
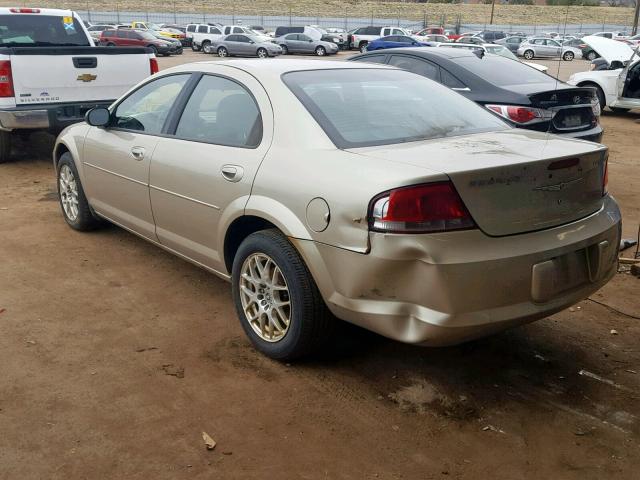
[217, 46, 228, 57]
[57, 153, 103, 231]
[523, 49, 534, 60]
[191, 43, 201, 52]
[359, 42, 368, 53]
[315, 46, 326, 56]
[280, 45, 288, 55]
[232, 229, 334, 360]
[257, 47, 268, 58]
[586, 51, 597, 61]
[202, 41, 212, 54]
[562, 51, 574, 61]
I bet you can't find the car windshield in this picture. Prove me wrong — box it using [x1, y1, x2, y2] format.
[283, 69, 508, 149]
[485, 45, 518, 60]
[457, 55, 555, 86]
[0, 14, 90, 46]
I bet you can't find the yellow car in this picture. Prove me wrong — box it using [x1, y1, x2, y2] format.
[130, 21, 184, 41]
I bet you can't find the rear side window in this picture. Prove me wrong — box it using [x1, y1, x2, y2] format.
[114, 74, 190, 134]
[388, 55, 439, 81]
[197, 25, 208, 33]
[352, 54, 387, 64]
[116, 30, 127, 38]
[440, 69, 466, 89]
[283, 69, 507, 149]
[102, 30, 114, 37]
[0, 14, 90, 47]
[175, 75, 262, 148]
[233, 27, 243, 33]
[211, 28, 221, 35]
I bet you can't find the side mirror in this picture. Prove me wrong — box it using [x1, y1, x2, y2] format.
[85, 107, 111, 127]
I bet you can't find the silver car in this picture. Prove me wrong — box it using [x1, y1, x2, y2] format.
[518, 37, 582, 61]
[213, 34, 282, 58]
[54, 61, 620, 360]
[275, 33, 339, 56]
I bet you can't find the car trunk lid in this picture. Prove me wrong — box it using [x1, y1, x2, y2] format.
[350, 130, 607, 237]
[527, 87, 599, 132]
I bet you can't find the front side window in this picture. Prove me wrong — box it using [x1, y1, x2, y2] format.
[175, 75, 262, 148]
[283, 69, 507, 149]
[197, 25, 207, 33]
[113, 74, 190, 134]
[211, 28, 221, 35]
[285, 34, 297, 40]
[389, 55, 439, 80]
[233, 27, 243, 33]
[187, 25, 196, 32]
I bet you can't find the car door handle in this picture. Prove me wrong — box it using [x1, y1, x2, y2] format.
[130, 146, 145, 160]
[221, 164, 244, 182]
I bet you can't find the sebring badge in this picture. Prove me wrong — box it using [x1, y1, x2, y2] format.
[77, 73, 97, 82]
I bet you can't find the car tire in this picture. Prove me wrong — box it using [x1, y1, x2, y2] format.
[106, 42, 115, 47]
[191, 43, 201, 52]
[280, 45, 288, 55]
[315, 46, 326, 56]
[257, 47, 268, 58]
[359, 42, 368, 53]
[586, 51, 597, 61]
[562, 51, 574, 61]
[0, 130, 12, 163]
[202, 41, 212, 54]
[582, 82, 606, 111]
[148, 45, 158, 56]
[231, 229, 334, 360]
[523, 49, 534, 60]
[57, 153, 103, 231]
[611, 107, 630, 113]
[217, 46, 228, 57]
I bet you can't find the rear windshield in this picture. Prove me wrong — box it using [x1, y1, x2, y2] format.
[457, 55, 554, 86]
[0, 14, 90, 47]
[283, 69, 508, 149]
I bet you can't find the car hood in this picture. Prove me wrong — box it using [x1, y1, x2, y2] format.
[582, 35, 636, 63]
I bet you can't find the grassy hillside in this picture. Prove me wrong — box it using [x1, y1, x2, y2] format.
[7, 1, 635, 25]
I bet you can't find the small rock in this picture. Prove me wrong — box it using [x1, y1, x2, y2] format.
[391, 425, 400, 431]
[610, 329, 618, 335]
[222, 451, 233, 456]
[202, 431, 216, 451]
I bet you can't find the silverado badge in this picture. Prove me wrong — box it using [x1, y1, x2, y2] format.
[77, 74, 97, 82]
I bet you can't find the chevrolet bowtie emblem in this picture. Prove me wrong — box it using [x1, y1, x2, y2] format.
[77, 73, 97, 82]
[534, 177, 583, 192]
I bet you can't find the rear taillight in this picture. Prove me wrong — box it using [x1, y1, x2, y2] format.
[9, 8, 40, 13]
[369, 182, 476, 234]
[0, 61, 14, 98]
[602, 154, 608, 196]
[486, 104, 554, 125]
[150, 58, 159, 75]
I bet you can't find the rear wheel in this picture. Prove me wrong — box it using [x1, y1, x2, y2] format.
[523, 49, 534, 60]
[586, 50, 597, 61]
[359, 42, 368, 53]
[257, 47, 268, 58]
[217, 46, 228, 57]
[57, 153, 103, 231]
[106, 42, 115, 47]
[191, 43, 201, 52]
[147, 45, 158, 56]
[562, 51, 574, 61]
[202, 40, 212, 54]
[232, 229, 334, 360]
[280, 44, 288, 55]
[315, 45, 326, 56]
[0, 130, 12, 163]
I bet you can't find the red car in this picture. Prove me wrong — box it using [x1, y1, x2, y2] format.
[100, 29, 177, 56]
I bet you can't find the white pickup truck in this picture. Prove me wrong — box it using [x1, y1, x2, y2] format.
[349, 26, 415, 53]
[0, 7, 158, 162]
[191, 25, 224, 53]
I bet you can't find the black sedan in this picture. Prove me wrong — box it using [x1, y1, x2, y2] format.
[349, 48, 602, 142]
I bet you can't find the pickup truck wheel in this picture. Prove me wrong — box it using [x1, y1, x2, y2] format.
[0, 130, 12, 163]
[57, 153, 103, 231]
[217, 46, 228, 57]
[562, 51, 574, 61]
[523, 49, 534, 60]
[202, 41, 212, 54]
[232, 229, 334, 360]
[257, 48, 268, 58]
[315, 46, 326, 56]
[359, 42, 368, 53]
[191, 43, 201, 52]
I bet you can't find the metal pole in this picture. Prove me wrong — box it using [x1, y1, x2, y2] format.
[289, 7, 292, 26]
[116, 2, 120, 23]
[489, 0, 496, 25]
[202, 2, 205, 23]
[145, 2, 149, 22]
[633, 1, 639, 36]
[173, 2, 177, 24]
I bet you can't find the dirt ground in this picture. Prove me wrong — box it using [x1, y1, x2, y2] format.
[0, 52, 639, 480]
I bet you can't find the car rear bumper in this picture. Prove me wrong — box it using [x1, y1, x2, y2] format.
[554, 124, 603, 143]
[0, 101, 114, 133]
[294, 195, 621, 345]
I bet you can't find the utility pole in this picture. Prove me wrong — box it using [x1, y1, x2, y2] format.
[489, 0, 496, 25]
[633, 0, 639, 36]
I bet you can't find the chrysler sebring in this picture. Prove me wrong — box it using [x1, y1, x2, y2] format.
[53, 60, 621, 360]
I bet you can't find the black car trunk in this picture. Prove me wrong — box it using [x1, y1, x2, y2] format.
[528, 87, 598, 132]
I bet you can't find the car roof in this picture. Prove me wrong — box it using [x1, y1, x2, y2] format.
[378, 47, 480, 59]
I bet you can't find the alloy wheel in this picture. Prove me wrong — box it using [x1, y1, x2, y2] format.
[257, 48, 268, 58]
[59, 164, 79, 222]
[239, 253, 291, 342]
[218, 47, 228, 57]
